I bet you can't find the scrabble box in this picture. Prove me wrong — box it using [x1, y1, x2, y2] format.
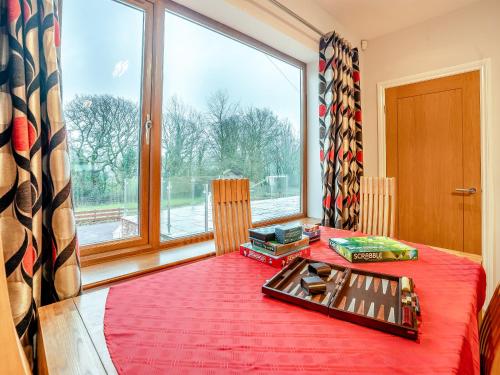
[329, 236, 418, 263]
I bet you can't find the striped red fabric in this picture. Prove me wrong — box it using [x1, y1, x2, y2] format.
[104, 228, 485, 374]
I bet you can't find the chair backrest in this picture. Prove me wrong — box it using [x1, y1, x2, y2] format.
[480, 283, 500, 375]
[0, 246, 32, 374]
[358, 176, 396, 237]
[211, 178, 252, 256]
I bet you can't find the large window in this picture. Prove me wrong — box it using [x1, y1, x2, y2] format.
[61, 0, 305, 253]
[160, 11, 303, 240]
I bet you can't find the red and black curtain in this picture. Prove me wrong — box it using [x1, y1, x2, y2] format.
[0, 0, 80, 361]
[319, 32, 363, 230]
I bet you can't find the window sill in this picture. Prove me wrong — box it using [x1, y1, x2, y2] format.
[82, 216, 320, 291]
[82, 240, 215, 290]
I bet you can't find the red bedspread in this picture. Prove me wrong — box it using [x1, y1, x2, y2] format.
[104, 228, 486, 374]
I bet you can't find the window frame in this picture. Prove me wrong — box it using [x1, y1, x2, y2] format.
[70, 0, 307, 261]
[62, 0, 154, 258]
[152, 0, 308, 251]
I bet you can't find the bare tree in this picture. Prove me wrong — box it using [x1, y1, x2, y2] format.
[270, 119, 300, 180]
[239, 107, 278, 182]
[206, 91, 241, 174]
[161, 96, 208, 178]
[65, 95, 140, 202]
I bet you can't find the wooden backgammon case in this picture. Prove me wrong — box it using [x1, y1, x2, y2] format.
[262, 257, 420, 340]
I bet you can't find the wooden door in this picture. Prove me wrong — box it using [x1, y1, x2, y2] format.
[386, 71, 481, 254]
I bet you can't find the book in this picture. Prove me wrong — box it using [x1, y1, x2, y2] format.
[240, 243, 311, 268]
[275, 224, 303, 244]
[329, 236, 418, 263]
[250, 236, 309, 256]
[248, 226, 276, 242]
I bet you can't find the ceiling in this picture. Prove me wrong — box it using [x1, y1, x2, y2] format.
[315, 0, 483, 40]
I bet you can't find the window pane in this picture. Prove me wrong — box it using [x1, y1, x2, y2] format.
[62, 0, 145, 246]
[160, 11, 302, 240]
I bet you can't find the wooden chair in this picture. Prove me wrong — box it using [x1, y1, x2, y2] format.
[211, 178, 252, 256]
[480, 283, 500, 374]
[358, 176, 396, 237]
[0, 246, 32, 374]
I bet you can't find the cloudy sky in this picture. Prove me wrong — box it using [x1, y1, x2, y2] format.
[61, 0, 302, 135]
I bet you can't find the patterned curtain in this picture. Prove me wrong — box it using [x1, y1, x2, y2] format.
[0, 0, 80, 360]
[319, 32, 363, 230]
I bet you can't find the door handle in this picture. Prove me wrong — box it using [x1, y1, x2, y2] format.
[144, 114, 152, 145]
[454, 187, 477, 194]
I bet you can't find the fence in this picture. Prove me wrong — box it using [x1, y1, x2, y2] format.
[75, 208, 125, 225]
[73, 175, 299, 238]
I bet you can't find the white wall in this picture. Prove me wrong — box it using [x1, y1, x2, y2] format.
[361, 0, 500, 300]
[306, 62, 322, 218]
[173, 0, 316, 63]
[173, 0, 361, 220]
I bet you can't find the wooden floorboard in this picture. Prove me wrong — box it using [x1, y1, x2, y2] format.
[74, 289, 116, 374]
[37, 298, 107, 375]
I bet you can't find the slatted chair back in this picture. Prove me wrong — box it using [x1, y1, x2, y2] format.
[480, 283, 500, 375]
[211, 178, 252, 256]
[0, 246, 31, 374]
[358, 176, 396, 237]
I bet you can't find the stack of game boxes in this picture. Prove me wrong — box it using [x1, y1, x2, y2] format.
[240, 224, 310, 268]
[302, 224, 321, 242]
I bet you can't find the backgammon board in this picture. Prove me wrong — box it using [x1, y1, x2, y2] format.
[262, 257, 420, 339]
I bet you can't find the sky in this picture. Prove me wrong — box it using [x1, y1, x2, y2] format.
[61, 0, 302, 135]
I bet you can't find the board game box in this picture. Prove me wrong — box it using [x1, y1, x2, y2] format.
[248, 226, 276, 242]
[329, 236, 418, 263]
[240, 243, 311, 268]
[250, 236, 309, 256]
[303, 229, 321, 242]
[262, 257, 420, 339]
[303, 224, 321, 243]
[275, 224, 303, 244]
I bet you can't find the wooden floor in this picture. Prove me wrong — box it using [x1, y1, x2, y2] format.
[38, 234, 483, 374]
[38, 289, 114, 374]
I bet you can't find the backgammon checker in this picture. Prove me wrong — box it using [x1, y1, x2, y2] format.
[262, 257, 420, 340]
[308, 262, 331, 276]
[301, 276, 326, 294]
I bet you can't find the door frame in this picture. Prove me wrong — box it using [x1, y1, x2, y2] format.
[376, 59, 495, 304]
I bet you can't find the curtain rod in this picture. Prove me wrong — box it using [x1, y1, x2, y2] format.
[267, 0, 326, 37]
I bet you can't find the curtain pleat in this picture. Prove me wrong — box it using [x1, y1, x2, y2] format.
[0, 0, 81, 361]
[319, 32, 363, 230]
